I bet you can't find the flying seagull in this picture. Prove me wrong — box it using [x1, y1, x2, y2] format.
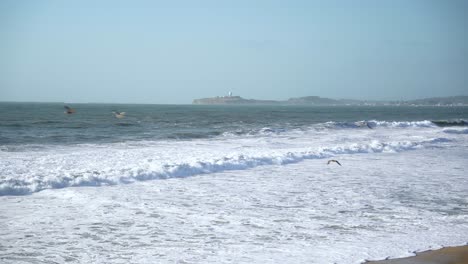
[327, 159, 342, 166]
[112, 111, 126, 119]
[64, 105, 75, 114]
[357, 121, 373, 129]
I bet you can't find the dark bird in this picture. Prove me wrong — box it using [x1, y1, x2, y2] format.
[64, 105, 75, 114]
[112, 111, 126, 119]
[327, 159, 342, 166]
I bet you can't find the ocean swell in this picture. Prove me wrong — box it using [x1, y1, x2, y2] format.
[432, 120, 468, 127]
[323, 120, 436, 129]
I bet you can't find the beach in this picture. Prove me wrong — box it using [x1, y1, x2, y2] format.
[366, 245, 468, 264]
[1, 144, 467, 263]
[2, 0, 467, 261]
[1, 104, 467, 263]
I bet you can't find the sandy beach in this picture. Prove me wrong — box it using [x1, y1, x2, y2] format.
[366, 245, 468, 264]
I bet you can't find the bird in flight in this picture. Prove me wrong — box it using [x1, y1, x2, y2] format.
[112, 111, 126, 119]
[327, 159, 342, 166]
[64, 105, 75, 114]
[356, 121, 373, 129]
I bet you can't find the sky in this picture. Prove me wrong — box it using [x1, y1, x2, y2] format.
[0, 0, 467, 104]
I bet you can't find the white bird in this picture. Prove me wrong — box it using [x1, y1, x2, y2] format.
[327, 159, 342, 166]
[356, 121, 372, 129]
[112, 111, 126, 118]
[64, 105, 75, 114]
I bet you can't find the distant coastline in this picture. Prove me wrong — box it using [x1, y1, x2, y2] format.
[192, 95, 468, 106]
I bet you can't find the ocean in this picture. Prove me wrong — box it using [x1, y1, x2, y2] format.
[1, 103, 467, 263]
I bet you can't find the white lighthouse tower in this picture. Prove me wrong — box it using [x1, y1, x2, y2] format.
[228, 91, 232, 97]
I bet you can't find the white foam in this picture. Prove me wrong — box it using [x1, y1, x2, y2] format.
[0, 122, 460, 196]
[323, 120, 436, 129]
[443, 128, 468, 134]
[369, 120, 436, 128]
[0, 145, 467, 263]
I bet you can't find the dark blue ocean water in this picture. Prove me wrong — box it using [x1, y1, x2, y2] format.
[1, 102, 467, 146]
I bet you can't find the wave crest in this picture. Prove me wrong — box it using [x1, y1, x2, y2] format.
[324, 120, 435, 129]
[0, 137, 450, 196]
[432, 120, 468, 127]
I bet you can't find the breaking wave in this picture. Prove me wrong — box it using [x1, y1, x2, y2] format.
[432, 120, 468, 127]
[221, 120, 442, 138]
[323, 120, 435, 129]
[0, 137, 450, 196]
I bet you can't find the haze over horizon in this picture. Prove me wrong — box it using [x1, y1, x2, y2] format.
[1, 0, 467, 104]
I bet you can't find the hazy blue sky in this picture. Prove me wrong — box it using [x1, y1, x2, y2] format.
[1, 0, 467, 104]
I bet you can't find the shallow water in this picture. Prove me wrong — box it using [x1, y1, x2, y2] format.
[0, 104, 467, 263]
[1, 147, 467, 264]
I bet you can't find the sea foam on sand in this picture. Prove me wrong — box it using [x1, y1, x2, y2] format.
[1, 144, 467, 264]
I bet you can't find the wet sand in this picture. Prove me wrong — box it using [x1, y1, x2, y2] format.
[365, 245, 468, 264]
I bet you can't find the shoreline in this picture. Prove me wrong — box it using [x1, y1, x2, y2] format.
[365, 245, 468, 264]
[1, 129, 467, 263]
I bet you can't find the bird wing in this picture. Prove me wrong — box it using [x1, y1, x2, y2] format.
[336, 160, 342, 166]
[64, 106, 71, 110]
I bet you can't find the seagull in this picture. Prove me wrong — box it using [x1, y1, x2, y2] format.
[327, 159, 342, 166]
[64, 105, 75, 114]
[357, 121, 372, 129]
[112, 111, 126, 119]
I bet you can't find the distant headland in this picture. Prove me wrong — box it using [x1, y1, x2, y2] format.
[193, 94, 468, 106]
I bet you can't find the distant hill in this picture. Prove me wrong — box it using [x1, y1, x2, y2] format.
[192, 96, 280, 105]
[286, 96, 340, 105]
[192, 95, 468, 106]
